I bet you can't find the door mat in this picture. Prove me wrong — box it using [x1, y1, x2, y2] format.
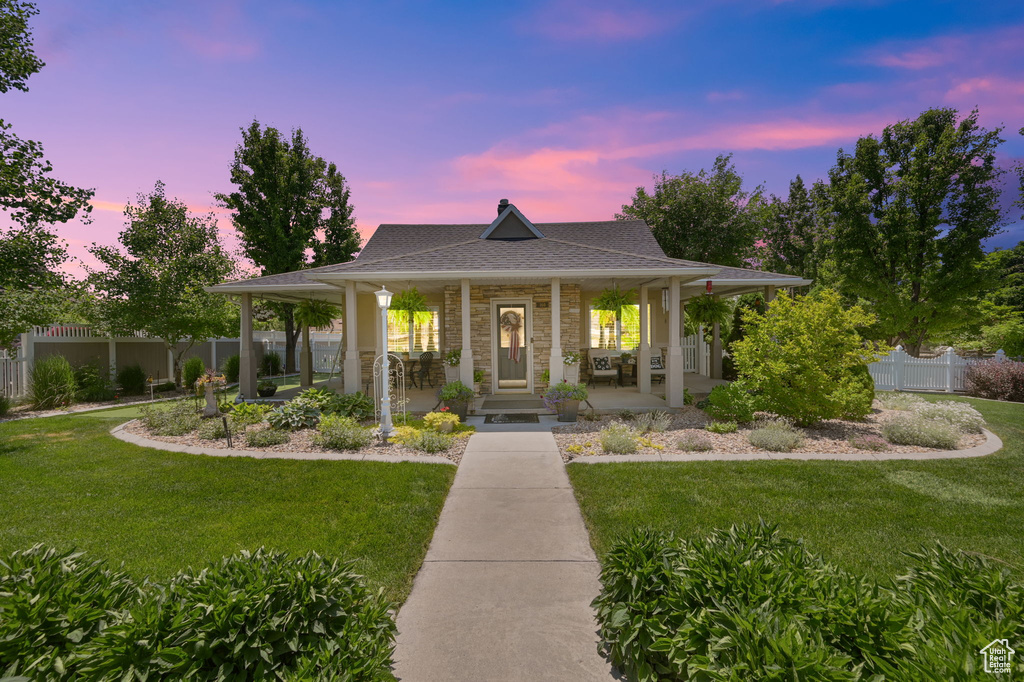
[484, 413, 540, 424]
[482, 398, 545, 409]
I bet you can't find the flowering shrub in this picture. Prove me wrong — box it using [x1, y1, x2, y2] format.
[747, 419, 805, 452]
[542, 382, 588, 411]
[562, 349, 582, 365]
[965, 358, 1024, 403]
[882, 414, 960, 449]
[600, 422, 638, 454]
[677, 432, 714, 452]
[314, 415, 373, 450]
[392, 425, 455, 453]
[910, 400, 985, 434]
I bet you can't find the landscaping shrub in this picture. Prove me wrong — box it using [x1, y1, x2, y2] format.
[849, 434, 889, 451]
[704, 420, 738, 434]
[875, 391, 925, 410]
[267, 402, 321, 430]
[28, 355, 77, 410]
[732, 289, 881, 425]
[291, 387, 337, 412]
[593, 523, 1024, 682]
[423, 409, 460, 431]
[910, 400, 985, 433]
[634, 410, 671, 433]
[182, 356, 205, 390]
[965, 358, 1024, 402]
[393, 426, 455, 453]
[196, 418, 227, 440]
[228, 401, 271, 426]
[677, 432, 713, 452]
[0, 545, 140, 681]
[260, 351, 282, 376]
[222, 353, 241, 383]
[615, 409, 637, 421]
[325, 391, 375, 420]
[116, 363, 147, 395]
[138, 401, 201, 436]
[600, 422, 638, 454]
[747, 418, 805, 452]
[314, 414, 374, 450]
[0, 394, 9, 417]
[153, 381, 176, 392]
[703, 381, 757, 423]
[76, 549, 396, 681]
[244, 427, 290, 447]
[74, 362, 116, 402]
[882, 413, 961, 449]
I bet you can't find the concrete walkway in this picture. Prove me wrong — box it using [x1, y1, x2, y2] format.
[393, 429, 617, 681]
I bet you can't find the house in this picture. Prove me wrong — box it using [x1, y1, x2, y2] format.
[209, 200, 809, 407]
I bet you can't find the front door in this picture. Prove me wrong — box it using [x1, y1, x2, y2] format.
[493, 301, 531, 393]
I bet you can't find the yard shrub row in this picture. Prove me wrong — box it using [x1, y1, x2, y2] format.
[965, 358, 1024, 403]
[593, 523, 1024, 681]
[0, 545, 396, 681]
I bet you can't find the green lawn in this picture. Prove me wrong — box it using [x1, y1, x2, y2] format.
[568, 396, 1024, 579]
[0, 408, 454, 603]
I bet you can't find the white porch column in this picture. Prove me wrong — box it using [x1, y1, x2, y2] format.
[300, 324, 313, 387]
[459, 278, 474, 385]
[638, 284, 651, 393]
[239, 293, 257, 399]
[666, 276, 685, 407]
[108, 338, 117, 381]
[711, 295, 723, 380]
[343, 282, 361, 394]
[549, 277, 563, 384]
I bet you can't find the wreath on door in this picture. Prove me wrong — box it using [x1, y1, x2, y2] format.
[500, 311, 522, 363]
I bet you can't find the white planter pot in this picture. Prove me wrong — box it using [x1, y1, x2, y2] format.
[564, 363, 580, 384]
[444, 365, 460, 383]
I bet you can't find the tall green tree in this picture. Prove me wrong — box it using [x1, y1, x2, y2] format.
[758, 175, 832, 282]
[826, 108, 1005, 356]
[617, 154, 764, 268]
[88, 182, 237, 385]
[0, 0, 93, 349]
[215, 121, 360, 372]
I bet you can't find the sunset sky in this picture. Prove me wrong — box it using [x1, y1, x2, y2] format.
[9, 0, 1024, 275]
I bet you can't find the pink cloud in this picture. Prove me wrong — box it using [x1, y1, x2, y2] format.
[166, 0, 262, 61]
[526, 0, 680, 42]
[863, 25, 1024, 71]
[944, 76, 1024, 121]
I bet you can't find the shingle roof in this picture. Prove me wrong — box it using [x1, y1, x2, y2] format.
[211, 219, 805, 288]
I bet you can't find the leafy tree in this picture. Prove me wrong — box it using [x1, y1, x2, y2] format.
[759, 175, 832, 282]
[732, 289, 882, 426]
[617, 154, 764, 268]
[986, 241, 1024, 315]
[216, 121, 360, 372]
[88, 182, 237, 385]
[0, 1, 93, 349]
[826, 108, 1005, 356]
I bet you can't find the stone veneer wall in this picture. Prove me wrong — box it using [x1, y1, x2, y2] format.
[443, 284, 581, 394]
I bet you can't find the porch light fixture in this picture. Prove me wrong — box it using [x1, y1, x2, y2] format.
[375, 287, 394, 441]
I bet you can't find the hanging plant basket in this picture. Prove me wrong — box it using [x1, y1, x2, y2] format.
[390, 287, 433, 327]
[593, 285, 639, 328]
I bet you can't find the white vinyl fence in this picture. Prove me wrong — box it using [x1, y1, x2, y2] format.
[868, 346, 1008, 393]
[682, 329, 711, 374]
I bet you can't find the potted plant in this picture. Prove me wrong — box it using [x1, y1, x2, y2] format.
[442, 349, 461, 384]
[543, 382, 588, 422]
[438, 380, 474, 421]
[196, 369, 225, 417]
[540, 369, 550, 390]
[473, 369, 484, 396]
[257, 380, 278, 398]
[562, 350, 582, 384]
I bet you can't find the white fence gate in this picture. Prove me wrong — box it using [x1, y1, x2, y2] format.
[868, 346, 1007, 393]
[681, 329, 710, 374]
[1, 352, 25, 399]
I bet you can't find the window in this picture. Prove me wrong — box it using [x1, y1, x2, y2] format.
[588, 304, 651, 349]
[387, 307, 440, 354]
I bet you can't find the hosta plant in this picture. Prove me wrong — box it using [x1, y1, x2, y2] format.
[267, 402, 321, 430]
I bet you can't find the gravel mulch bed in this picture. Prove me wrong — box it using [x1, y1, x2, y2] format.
[552, 405, 986, 462]
[123, 419, 469, 464]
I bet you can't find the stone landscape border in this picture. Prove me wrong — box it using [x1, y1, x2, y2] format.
[109, 422, 456, 465]
[567, 428, 1003, 464]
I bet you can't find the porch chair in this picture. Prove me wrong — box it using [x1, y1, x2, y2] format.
[650, 348, 666, 384]
[587, 349, 618, 388]
[414, 351, 435, 389]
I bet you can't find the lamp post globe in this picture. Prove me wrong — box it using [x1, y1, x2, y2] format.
[376, 287, 393, 441]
